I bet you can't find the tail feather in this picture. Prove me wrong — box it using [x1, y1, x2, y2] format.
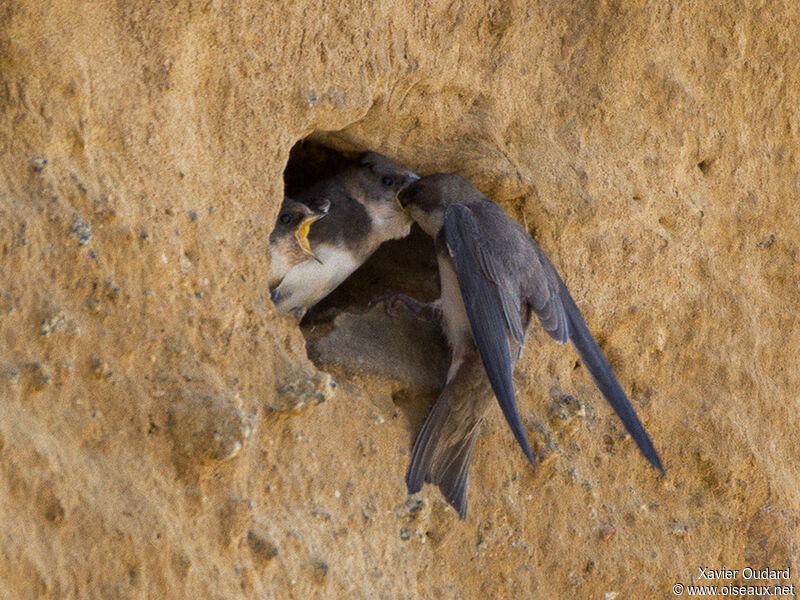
[406, 394, 448, 495]
[406, 394, 483, 519]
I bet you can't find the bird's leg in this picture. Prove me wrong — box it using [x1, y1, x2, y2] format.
[370, 291, 442, 322]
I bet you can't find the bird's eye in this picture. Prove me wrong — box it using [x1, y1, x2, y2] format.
[280, 213, 291, 224]
[382, 176, 394, 186]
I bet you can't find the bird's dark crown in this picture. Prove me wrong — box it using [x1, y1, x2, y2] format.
[347, 151, 418, 202]
[398, 173, 475, 211]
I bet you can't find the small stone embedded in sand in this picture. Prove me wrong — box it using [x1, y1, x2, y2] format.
[29, 157, 47, 172]
[89, 356, 112, 379]
[70, 213, 92, 246]
[272, 370, 336, 412]
[40, 313, 66, 336]
[548, 390, 587, 433]
[394, 497, 425, 519]
[671, 521, 689, 537]
[599, 525, 616, 541]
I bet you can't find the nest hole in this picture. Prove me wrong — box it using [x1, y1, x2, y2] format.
[279, 139, 448, 396]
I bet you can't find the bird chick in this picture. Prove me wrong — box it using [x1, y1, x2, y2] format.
[268, 196, 330, 289]
[270, 152, 418, 316]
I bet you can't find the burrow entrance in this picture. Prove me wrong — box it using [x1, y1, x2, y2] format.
[279, 139, 449, 396]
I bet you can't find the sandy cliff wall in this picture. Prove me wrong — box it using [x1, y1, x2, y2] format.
[1, 1, 798, 598]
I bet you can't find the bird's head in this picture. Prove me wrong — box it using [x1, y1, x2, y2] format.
[348, 151, 418, 238]
[397, 173, 471, 236]
[268, 196, 329, 286]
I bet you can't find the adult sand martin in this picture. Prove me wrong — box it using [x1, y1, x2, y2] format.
[270, 152, 418, 316]
[396, 173, 664, 518]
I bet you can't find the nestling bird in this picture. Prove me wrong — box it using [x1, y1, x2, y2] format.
[270, 152, 418, 316]
[268, 196, 330, 289]
[396, 173, 664, 518]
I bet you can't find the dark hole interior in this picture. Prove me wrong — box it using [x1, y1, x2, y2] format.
[283, 141, 355, 198]
[279, 139, 448, 410]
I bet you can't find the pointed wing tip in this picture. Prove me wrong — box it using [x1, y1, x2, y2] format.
[649, 454, 666, 477]
[497, 394, 538, 471]
[636, 441, 665, 476]
[494, 388, 537, 471]
[522, 444, 536, 469]
[629, 428, 665, 475]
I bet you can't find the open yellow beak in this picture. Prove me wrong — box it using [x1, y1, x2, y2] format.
[395, 190, 405, 211]
[294, 215, 323, 261]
